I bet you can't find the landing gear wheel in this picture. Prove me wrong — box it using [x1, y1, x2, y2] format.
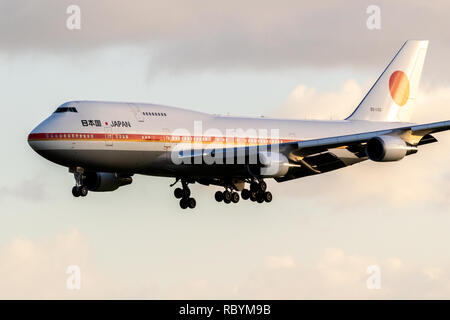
[215, 191, 224, 202]
[250, 182, 259, 193]
[79, 186, 88, 197]
[259, 181, 267, 192]
[223, 190, 232, 204]
[72, 186, 80, 197]
[174, 188, 184, 199]
[263, 191, 272, 203]
[241, 189, 250, 200]
[231, 192, 240, 203]
[256, 192, 264, 203]
[179, 198, 188, 209]
[250, 191, 258, 202]
[183, 188, 191, 198]
[188, 198, 196, 209]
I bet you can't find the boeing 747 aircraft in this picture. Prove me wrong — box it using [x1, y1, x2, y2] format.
[28, 40, 450, 209]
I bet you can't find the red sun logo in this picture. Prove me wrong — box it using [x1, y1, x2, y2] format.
[389, 70, 410, 106]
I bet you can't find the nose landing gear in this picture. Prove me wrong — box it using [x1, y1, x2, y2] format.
[72, 185, 88, 197]
[72, 169, 88, 197]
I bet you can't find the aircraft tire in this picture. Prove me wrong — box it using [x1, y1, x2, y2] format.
[241, 189, 250, 200]
[259, 181, 267, 192]
[179, 198, 188, 209]
[72, 186, 80, 197]
[174, 188, 184, 199]
[223, 190, 232, 203]
[256, 192, 264, 203]
[231, 192, 240, 203]
[79, 186, 88, 197]
[215, 191, 223, 202]
[263, 191, 272, 203]
[188, 198, 196, 209]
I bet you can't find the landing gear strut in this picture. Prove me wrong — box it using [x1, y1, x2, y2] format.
[173, 179, 196, 209]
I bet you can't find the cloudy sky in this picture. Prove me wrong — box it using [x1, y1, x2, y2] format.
[1, 0, 450, 299]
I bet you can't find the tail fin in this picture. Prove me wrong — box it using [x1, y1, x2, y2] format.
[347, 40, 428, 122]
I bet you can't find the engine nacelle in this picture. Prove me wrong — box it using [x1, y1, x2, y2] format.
[248, 152, 290, 177]
[84, 172, 133, 192]
[366, 135, 417, 162]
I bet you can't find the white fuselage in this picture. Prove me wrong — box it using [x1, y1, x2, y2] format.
[28, 101, 413, 178]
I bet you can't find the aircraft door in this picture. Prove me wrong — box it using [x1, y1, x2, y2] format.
[289, 132, 296, 142]
[130, 104, 144, 122]
[105, 127, 113, 146]
[162, 128, 171, 150]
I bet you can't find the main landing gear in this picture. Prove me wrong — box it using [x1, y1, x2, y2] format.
[214, 189, 240, 204]
[171, 178, 272, 209]
[215, 179, 272, 204]
[71, 170, 88, 198]
[173, 179, 196, 209]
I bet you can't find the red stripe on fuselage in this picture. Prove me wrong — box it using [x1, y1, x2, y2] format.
[27, 133, 294, 144]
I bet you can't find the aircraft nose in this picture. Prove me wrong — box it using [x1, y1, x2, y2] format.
[27, 127, 41, 152]
[28, 117, 51, 153]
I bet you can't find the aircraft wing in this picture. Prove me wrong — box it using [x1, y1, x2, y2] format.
[293, 120, 450, 157]
[175, 120, 450, 182]
[272, 120, 450, 181]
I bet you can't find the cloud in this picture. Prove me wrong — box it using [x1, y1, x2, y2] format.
[0, 177, 48, 202]
[276, 80, 364, 120]
[0, 229, 159, 299]
[3, 0, 450, 76]
[234, 248, 450, 299]
[276, 79, 450, 123]
[265, 255, 296, 269]
[0, 229, 88, 298]
[2, 230, 450, 298]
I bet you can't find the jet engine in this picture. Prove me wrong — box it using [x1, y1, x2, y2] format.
[366, 135, 417, 162]
[248, 152, 290, 177]
[84, 172, 133, 192]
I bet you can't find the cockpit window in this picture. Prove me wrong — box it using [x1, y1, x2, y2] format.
[54, 107, 78, 113]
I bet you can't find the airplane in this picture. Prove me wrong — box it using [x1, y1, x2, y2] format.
[28, 40, 450, 209]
